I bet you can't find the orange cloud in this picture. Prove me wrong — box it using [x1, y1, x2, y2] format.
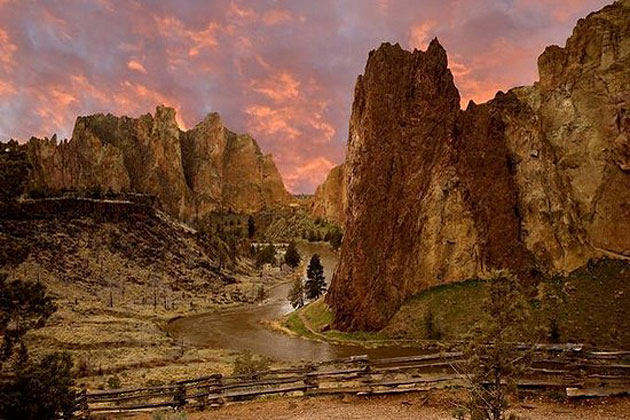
[245, 104, 302, 139]
[262, 9, 293, 26]
[250, 71, 300, 102]
[0, 28, 17, 72]
[0, 78, 15, 96]
[154, 16, 220, 61]
[229, 2, 256, 21]
[449, 37, 540, 107]
[282, 156, 336, 193]
[127, 59, 147, 74]
[408, 21, 436, 50]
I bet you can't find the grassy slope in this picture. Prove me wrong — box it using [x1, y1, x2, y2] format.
[285, 259, 630, 349]
[0, 199, 274, 389]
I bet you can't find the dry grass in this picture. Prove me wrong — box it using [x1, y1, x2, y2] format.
[1, 203, 289, 390]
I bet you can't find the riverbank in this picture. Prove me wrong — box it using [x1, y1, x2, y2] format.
[280, 258, 630, 350]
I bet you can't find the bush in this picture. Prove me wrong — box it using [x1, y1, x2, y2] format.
[328, 227, 343, 250]
[284, 241, 301, 268]
[0, 352, 78, 420]
[255, 244, 276, 267]
[424, 308, 443, 340]
[107, 375, 121, 389]
[232, 350, 270, 375]
[288, 277, 305, 309]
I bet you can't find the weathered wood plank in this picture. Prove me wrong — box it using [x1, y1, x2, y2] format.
[566, 387, 630, 398]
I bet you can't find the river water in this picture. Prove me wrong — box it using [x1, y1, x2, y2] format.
[166, 242, 423, 362]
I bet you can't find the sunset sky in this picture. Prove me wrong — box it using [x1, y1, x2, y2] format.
[0, 0, 610, 193]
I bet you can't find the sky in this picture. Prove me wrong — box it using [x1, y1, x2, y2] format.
[0, 0, 611, 193]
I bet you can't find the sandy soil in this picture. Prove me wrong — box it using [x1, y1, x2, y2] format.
[126, 394, 630, 420]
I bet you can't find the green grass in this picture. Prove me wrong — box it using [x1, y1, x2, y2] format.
[283, 299, 385, 343]
[284, 259, 630, 349]
[384, 258, 630, 348]
[301, 298, 334, 331]
[284, 312, 318, 340]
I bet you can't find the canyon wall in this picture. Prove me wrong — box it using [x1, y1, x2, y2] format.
[327, 0, 630, 330]
[309, 163, 347, 226]
[22, 106, 292, 219]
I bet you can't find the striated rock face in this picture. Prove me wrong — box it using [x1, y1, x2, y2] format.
[327, 0, 630, 331]
[309, 163, 347, 226]
[22, 106, 292, 219]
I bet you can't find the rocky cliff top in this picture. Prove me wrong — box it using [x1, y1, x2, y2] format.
[17, 106, 293, 220]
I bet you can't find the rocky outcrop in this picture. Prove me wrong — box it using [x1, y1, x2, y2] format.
[21, 106, 292, 219]
[309, 163, 347, 226]
[327, 0, 630, 331]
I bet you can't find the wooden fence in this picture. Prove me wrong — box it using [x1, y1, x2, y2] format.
[76, 346, 630, 416]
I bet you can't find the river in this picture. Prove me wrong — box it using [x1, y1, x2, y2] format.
[166, 242, 423, 362]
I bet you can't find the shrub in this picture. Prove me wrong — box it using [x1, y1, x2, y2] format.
[255, 244, 276, 267]
[424, 308, 443, 340]
[0, 352, 78, 420]
[288, 277, 305, 309]
[232, 350, 270, 375]
[284, 241, 301, 268]
[107, 375, 122, 389]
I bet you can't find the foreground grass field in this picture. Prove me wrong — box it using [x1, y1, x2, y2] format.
[284, 259, 630, 349]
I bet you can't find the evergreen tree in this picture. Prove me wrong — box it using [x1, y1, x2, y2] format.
[287, 277, 305, 309]
[329, 228, 343, 250]
[247, 216, 256, 239]
[305, 254, 326, 300]
[0, 275, 57, 363]
[0, 275, 77, 419]
[255, 243, 275, 267]
[0, 142, 31, 203]
[284, 241, 301, 268]
[462, 270, 533, 420]
[0, 352, 78, 420]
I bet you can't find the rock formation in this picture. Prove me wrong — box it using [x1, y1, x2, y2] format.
[21, 106, 292, 219]
[309, 163, 347, 226]
[327, 0, 630, 331]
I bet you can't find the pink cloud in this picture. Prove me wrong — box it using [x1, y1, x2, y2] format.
[408, 21, 436, 50]
[0, 0, 612, 193]
[0, 28, 17, 72]
[250, 71, 300, 102]
[262, 9, 293, 26]
[127, 59, 147, 74]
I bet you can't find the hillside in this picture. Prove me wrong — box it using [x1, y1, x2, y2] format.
[327, 0, 630, 331]
[0, 198, 277, 387]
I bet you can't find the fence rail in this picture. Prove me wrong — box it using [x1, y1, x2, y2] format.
[76, 347, 630, 416]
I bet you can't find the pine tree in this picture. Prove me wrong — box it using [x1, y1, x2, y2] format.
[305, 254, 326, 300]
[255, 243, 275, 268]
[284, 241, 301, 268]
[287, 277, 305, 309]
[462, 270, 533, 420]
[247, 216, 256, 239]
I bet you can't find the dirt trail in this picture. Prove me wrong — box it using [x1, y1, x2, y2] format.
[129, 394, 630, 420]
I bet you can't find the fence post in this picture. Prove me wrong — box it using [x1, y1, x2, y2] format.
[174, 383, 186, 411]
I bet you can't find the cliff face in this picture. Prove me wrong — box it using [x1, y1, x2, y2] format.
[309, 164, 347, 226]
[327, 0, 630, 331]
[23, 106, 292, 219]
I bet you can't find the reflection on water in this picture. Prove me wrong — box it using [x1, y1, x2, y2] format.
[166, 242, 423, 362]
